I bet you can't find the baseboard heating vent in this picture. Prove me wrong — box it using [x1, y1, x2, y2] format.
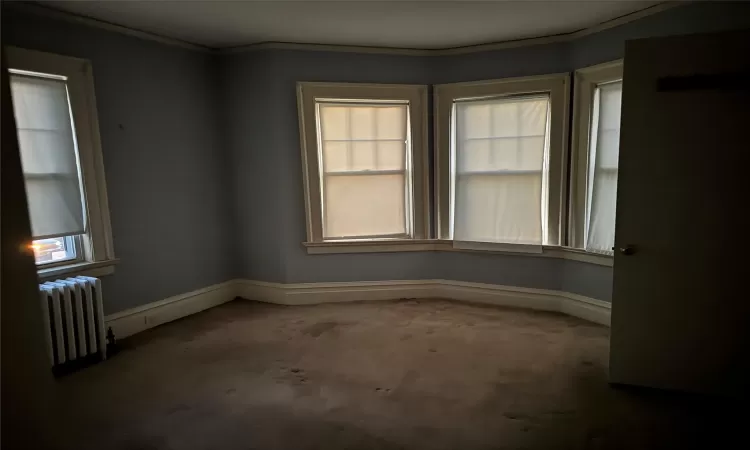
[39, 276, 107, 370]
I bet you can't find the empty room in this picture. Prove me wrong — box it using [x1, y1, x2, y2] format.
[2, 1, 749, 449]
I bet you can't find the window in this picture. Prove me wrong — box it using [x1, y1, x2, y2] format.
[297, 82, 428, 246]
[571, 61, 623, 255]
[30, 236, 80, 265]
[435, 74, 570, 250]
[453, 95, 550, 245]
[7, 47, 115, 275]
[9, 71, 86, 266]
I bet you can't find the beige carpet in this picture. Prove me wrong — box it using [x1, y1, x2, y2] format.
[52, 299, 740, 450]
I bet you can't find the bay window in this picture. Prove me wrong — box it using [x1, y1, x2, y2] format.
[295, 70, 616, 265]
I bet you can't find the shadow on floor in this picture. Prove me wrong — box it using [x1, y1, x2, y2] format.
[47, 299, 744, 450]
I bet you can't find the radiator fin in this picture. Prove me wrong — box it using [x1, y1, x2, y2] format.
[39, 276, 107, 367]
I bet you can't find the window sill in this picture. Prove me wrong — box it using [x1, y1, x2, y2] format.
[304, 240, 445, 254]
[38, 259, 119, 281]
[303, 240, 613, 266]
[542, 246, 614, 267]
[441, 244, 613, 266]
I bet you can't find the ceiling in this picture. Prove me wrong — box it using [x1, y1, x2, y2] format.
[36, 0, 664, 50]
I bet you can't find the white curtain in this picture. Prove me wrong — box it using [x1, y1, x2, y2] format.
[585, 81, 622, 255]
[318, 103, 408, 239]
[10, 74, 86, 239]
[453, 95, 550, 244]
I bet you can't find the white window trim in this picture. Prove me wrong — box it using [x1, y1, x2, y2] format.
[434, 73, 571, 249]
[297, 82, 429, 245]
[570, 60, 623, 250]
[7, 46, 116, 276]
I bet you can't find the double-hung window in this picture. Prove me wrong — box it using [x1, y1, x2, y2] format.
[7, 47, 115, 275]
[571, 61, 623, 255]
[434, 74, 570, 251]
[297, 83, 428, 248]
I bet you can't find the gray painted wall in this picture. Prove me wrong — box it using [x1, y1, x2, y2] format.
[220, 46, 574, 290]
[5, 2, 750, 313]
[3, 8, 235, 314]
[223, 1, 750, 302]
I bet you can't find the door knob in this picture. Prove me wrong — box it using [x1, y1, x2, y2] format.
[619, 245, 636, 255]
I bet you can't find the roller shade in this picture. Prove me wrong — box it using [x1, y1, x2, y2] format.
[585, 81, 622, 255]
[318, 102, 409, 239]
[454, 95, 550, 244]
[10, 74, 86, 239]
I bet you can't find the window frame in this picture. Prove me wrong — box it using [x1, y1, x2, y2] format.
[569, 60, 623, 251]
[434, 74, 571, 250]
[297, 82, 429, 247]
[6, 46, 116, 279]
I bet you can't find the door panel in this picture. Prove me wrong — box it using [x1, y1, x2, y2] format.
[610, 31, 750, 396]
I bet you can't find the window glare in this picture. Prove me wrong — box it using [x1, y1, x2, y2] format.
[31, 235, 77, 265]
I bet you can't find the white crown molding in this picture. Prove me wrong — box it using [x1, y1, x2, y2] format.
[9, 1, 681, 56]
[222, 41, 431, 57]
[6, 2, 212, 53]
[567, 1, 682, 41]
[221, 2, 681, 56]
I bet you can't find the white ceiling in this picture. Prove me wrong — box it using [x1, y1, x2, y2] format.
[37, 0, 663, 50]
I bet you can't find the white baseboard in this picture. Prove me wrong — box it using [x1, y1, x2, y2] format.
[105, 280, 237, 339]
[236, 279, 611, 327]
[559, 291, 611, 326]
[105, 278, 609, 340]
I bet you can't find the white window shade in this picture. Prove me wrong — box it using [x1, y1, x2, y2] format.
[11, 74, 86, 240]
[453, 95, 550, 244]
[585, 81, 622, 255]
[318, 102, 409, 239]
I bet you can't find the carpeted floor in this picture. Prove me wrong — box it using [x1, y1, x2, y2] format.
[54, 299, 740, 450]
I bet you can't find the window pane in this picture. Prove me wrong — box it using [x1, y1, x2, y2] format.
[317, 102, 410, 239]
[376, 107, 406, 139]
[585, 81, 622, 255]
[454, 95, 549, 244]
[319, 106, 348, 141]
[350, 141, 376, 171]
[455, 174, 542, 244]
[462, 103, 492, 137]
[456, 139, 491, 172]
[324, 174, 406, 238]
[595, 129, 620, 168]
[322, 141, 349, 172]
[587, 170, 618, 254]
[350, 107, 376, 140]
[376, 141, 406, 171]
[32, 236, 76, 265]
[10, 74, 86, 239]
